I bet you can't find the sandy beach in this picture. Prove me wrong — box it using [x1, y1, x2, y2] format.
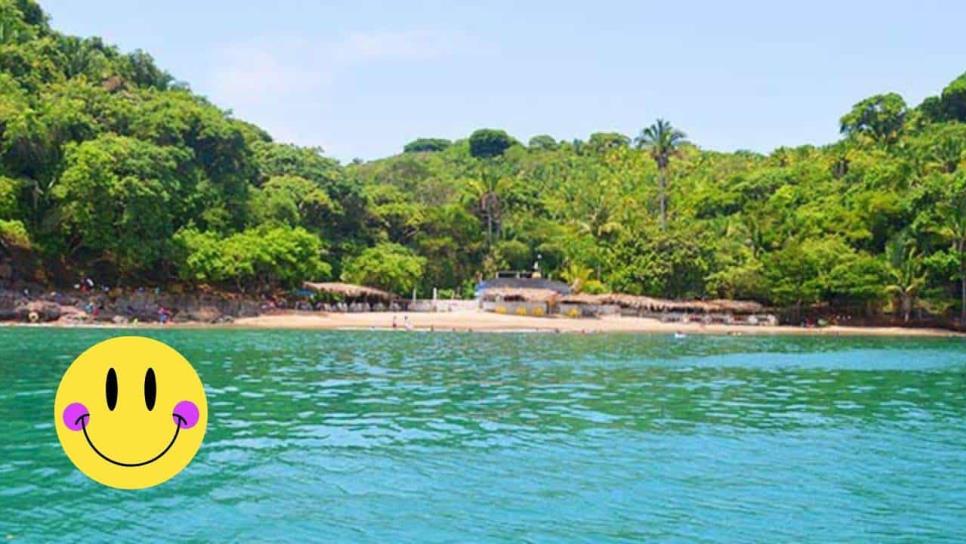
[225, 310, 962, 337]
[5, 309, 961, 336]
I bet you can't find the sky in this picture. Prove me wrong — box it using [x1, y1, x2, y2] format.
[41, 0, 966, 163]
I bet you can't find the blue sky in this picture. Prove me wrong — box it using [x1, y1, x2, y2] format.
[42, 0, 966, 163]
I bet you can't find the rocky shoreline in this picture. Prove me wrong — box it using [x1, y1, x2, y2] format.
[0, 287, 264, 325]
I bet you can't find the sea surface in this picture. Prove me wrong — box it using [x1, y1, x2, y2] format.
[1, 327, 964, 543]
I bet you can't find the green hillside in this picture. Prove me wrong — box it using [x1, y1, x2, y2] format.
[1, 0, 964, 323]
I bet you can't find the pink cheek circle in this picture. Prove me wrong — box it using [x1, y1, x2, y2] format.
[173, 400, 200, 429]
[63, 403, 89, 431]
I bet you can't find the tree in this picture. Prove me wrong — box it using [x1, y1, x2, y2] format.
[885, 237, 926, 322]
[174, 225, 328, 290]
[251, 140, 362, 253]
[840, 93, 907, 145]
[763, 238, 857, 316]
[607, 228, 711, 298]
[635, 119, 687, 229]
[464, 129, 516, 246]
[587, 132, 630, 153]
[341, 242, 426, 295]
[249, 175, 336, 229]
[51, 134, 185, 279]
[468, 129, 514, 159]
[403, 138, 451, 153]
[560, 261, 589, 290]
[492, 238, 531, 270]
[362, 183, 424, 242]
[528, 134, 557, 151]
[936, 182, 966, 324]
[462, 174, 513, 247]
[0, 218, 30, 252]
[937, 72, 966, 122]
[0, 175, 19, 218]
[415, 204, 484, 292]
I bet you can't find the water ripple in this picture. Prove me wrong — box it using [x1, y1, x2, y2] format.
[0, 328, 963, 542]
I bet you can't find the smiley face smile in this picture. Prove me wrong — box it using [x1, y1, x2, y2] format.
[64, 401, 198, 467]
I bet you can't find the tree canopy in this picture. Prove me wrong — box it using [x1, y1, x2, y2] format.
[1, 1, 965, 322]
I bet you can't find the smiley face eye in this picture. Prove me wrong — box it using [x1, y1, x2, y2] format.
[144, 368, 157, 411]
[106, 367, 118, 411]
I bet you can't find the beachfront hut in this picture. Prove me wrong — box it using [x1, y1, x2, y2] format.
[302, 282, 398, 311]
[475, 271, 571, 298]
[479, 287, 559, 317]
[558, 293, 769, 323]
[557, 294, 621, 318]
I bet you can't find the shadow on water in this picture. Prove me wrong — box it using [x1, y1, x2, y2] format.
[0, 328, 963, 542]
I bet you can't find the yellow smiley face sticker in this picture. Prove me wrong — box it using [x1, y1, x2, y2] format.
[54, 336, 207, 489]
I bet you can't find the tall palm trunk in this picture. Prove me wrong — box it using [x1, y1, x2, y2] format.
[658, 167, 667, 229]
[486, 202, 494, 247]
[480, 161, 493, 247]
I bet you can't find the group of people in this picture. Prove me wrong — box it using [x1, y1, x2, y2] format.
[391, 315, 414, 331]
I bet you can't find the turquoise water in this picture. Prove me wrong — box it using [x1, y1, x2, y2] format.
[1, 328, 964, 542]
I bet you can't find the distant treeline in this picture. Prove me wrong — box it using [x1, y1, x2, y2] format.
[0, 0, 964, 323]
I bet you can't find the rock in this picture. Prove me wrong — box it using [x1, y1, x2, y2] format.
[184, 306, 222, 323]
[14, 301, 61, 322]
[57, 305, 88, 322]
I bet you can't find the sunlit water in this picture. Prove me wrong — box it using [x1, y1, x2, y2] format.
[1, 328, 964, 542]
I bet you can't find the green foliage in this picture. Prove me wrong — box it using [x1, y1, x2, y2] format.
[884, 236, 927, 321]
[341, 242, 425, 295]
[249, 175, 335, 228]
[174, 225, 328, 289]
[403, 138, 451, 153]
[706, 257, 768, 301]
[635, 119, 688, 228]
[0, 175, 19, 217]
[588, 132, 630, 153]
[635, 119, 687, 169]
[468, 128, 514, 159]
[1, 0, 965, 323]
[608, 229, 711, 298]
[492, 239, 531, 270]
[51, 134, 184, 276]
[0, 218, 29, 248]
[528, 134, 557, 151]
[840, 93, 907, 144]
[920, 73, 966, 123]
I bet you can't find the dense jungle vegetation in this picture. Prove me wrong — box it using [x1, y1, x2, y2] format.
[1, 0, 964, 322]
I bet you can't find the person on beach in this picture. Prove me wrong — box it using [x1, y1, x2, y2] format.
[392, 315, 398, 329]
[404, 316, 413, 331]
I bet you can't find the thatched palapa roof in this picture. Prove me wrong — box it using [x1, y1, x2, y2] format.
[705, 299, 764, 314]
[303, 282, 396, 301]
[480, 287, 559, 303]
[559, 293, 764, 314]
[557, 293, 606, 305]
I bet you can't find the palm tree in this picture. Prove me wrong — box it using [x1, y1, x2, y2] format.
[561, 262, 593, 294]
[635, 119, 688, 229]
[461, 174, 514, 247]
[937, 190, 966, 326]
[885, 237, 926, 322]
